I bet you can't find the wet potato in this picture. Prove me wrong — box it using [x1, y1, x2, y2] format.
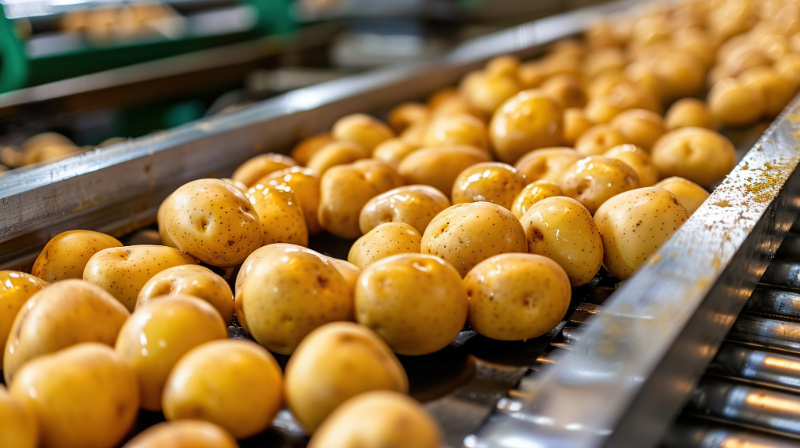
[0, 384, 37, 448]
[603, 144, 659, 187]
[398, 146, 491, 196]
[560, 156, 641, 214]
[246, 184, 308, 247]
[0, 271, 48, 366]
[651, 127, 736, 188]
[332, 114, 395, 153]
[372, 139, 421, 169]
[489, 89, 564, 164]
[511, 180, 564, 219]
[258, 166, 322, 235]
[388, 102, 429, 133]
[137, 264, 234, 324]
[359, 185, 451, 235]
[609, 109, 666, 152]
[575, 124, 627, 156]
[348, 223, 422, 269]
[122, 421, 239, 448]
[290, 133, 334, 167]
[422, 114, 490, 152]
[655, 177, 710, 215]
[514, 147, 582, 183]
[306, 141, 369, 176]
[664, 98, 715, 130]
[32, 230, 123, 282]
[230, 153, 296, 188]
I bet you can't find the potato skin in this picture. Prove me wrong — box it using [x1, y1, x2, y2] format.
[398, 146, 491, 195]
[603, 144, 659, 187]
[514, 147, 581, 183]
[83, 245, 198, 312]
[664, 98, 715, 130]
[115, 296, 227, 411]
[511, 180, 564, 219]
[594, 187, 689, 280]
[422, 114, 490, 152]
[163, 179, 262, 267]
[372, 139, 421, 169]
[0, 385, 37, 448]
[489, 89, 564, 163]
[32, 230, 122, 282]
[137, 265, 234, 324]
[655, 177, 710, 215]
[355, 253, 468, 355]
[123, 421, 238, 448]
[575, 124, 627, 156]
[0, 271, 48, 366]
[609, 109, 665, 152]
[3, 279, 129, 384]
[465, 253, 571, 340]
[708, 77, 766, 127]
[421, 202, 527, 277]
[307, 141, 369, 175]
[285, 322, 408, 433]
[359, 185, 451, 235]
[162, 340, 283, 439]
[308, 391, 442, 448]
[258, 167, 322, 235]
[291, 133, 334, 166]
[520, 197, 603, 286]
[231, 153, 296, 188]
[651, 127, 736, 188]
[157, 193, 178, 248]
[451, 162, 526, 210]
[560, 156, 641, 214]
[9, 343, 139, 448]
[348, 223, 421, 269]
[246, 184, 308, 247]
[332, 114, 395, 153]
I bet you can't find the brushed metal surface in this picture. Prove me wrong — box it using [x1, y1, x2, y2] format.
[664, 422, 800, 448]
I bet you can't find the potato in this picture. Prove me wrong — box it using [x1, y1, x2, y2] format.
[0, 271, 48, 366]
[594, 187, 688, 280]
[398, 146, 491, 195]
[489, 89, 563, 163]
[308, 391, 442, 448]
[583, 96, 626, 124]
[511, 180, 564, 219]
[708, 77, 766, 127]
[157, 193, 178, 248]
[220, 178, 247, 192]
[122, 421, 238, 448]
[373, 139, 421, 169]
[514, 147, 581, 183]
[240, 250, 352, 354]
[332, 114, 394, 153]
[0, 385, 37, 448]
[319, 160, 404, 239]
[83, 245, 197, 311]
[451, 162, 526, 210]
[422, 114, 490, 152]
[429, 91, 483, 120]
[138, 265, 234, 323]
[325, 257, 361, 296]
[307, 141, 369, 175]
[775, 53, 800, 87]
[246, 184, 308, 247]
[115, 296, 227, 411]
[740, 66, 797, 118]
[461, 72, 522, 116]
[258, 166, 322, 235]
[388, 102, 429, 133]
[32, 230, 123, 282]
[359, 185, 451, 235]
[603, 144, 659, 187]
[465, 253, 571, 340]
[348, 223, 421, 269]
[519, 197, 603, 286]
[355, 253, 467, 355]
[285, 322, 408, 433]
[4, 279, 129, 384]
[540, 74, 588, 108]
[583, 47, 625, 79]
[10, 343, 138, 448]
[560, 156, 641, 214]
[486, 55, 521, 77]
[609, 109, 665, 152]
[563, 108, 593, 146]
[163, 340, 282, 439]
[518, 62, 548, 89]
[655, 177, 710, 215]
[161, 179, 262, 267]
[671, 28, 717, 68]
[651, 127, 736, 188]
[575, 124, 627, 156]
[230, 153, 296, 188]
[664, 98, 715, 130]
[421, 202, 527, 277]
[290, 133, 334, 166]
[653, 51, 705, 101]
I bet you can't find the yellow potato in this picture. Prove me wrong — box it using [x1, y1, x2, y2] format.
[708, 77, 766, 127]
[421, 202, 527, 277]
[651, 127, 736, 188]
[671, 28, 717, 68]
[83, 245, 197, 311]
[518, 62, 548, 89]
[560, 156, 641, 214]
[0, 385, 37, 448]
[0, 271, 48, 366]
[489, 89, 563, 163]
[230, 153, 296, 188]
[609, 109, 665, 152]
[290, 133, 334, 166]
[319, 160, 404, 239]
[664, 98, 715, 130]
[240, 250, 352, 354]
[429, 91, 483, 120]
[511, 180, 564, 219]
[161, 179, 262, 267]
[163, 340, 283, 439]
[740, 66, 797, 118]
[451, 162, 526, 210]
[583, 47, 625, 79]
[775, 53, 800, 87]
[157, 193, 178, 248]
[246, 184, 308, 247]
[332, 114, 395, 153]
[307, 141, 369, 175]
[461, 72, 522, 116]
[583, 96, 626, 124]
[519, 197, 603, 286]
[355, 253, 467, 355]
[387, 102, 429, 133]
[31, 230, 123, 282]
[603, 144, 659, 187]
[348, 223, 421, 269]
[372, 138, 421, 169]
[308, 391, 442, 448]
[563, 108, 594, 146]
[575, 124, 627, 156]
[540, 74, 588, 108]
[285, 322, 408, 433]
[258, 166, 322, 235]
[486, 55, 521, 78]
[325, 257, 361, 297]
[653, 51, 705, 101]
[220, 178, 247, 193]
[137, 265, 234, 324]
[359, 185, 451, 235]
[514, 147, 581, 183]
[122, 421, 238, 448]
[398, 146, 491, 195]
[115, 296, 227, 411]
[422, 114, 490, 152]
[465, 253, 571, 340]
[655, 177, 710, 215]
[10, 343, 138, 448]
[4, 279, 129, 384]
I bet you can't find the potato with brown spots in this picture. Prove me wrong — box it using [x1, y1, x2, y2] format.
[9, 343, 138, 448]
[285, 322, 408, 433]
[4, 279, 129, 384]
[122, 421, 238, 448]
[594, 187, 689, 280]
[348, 223, 421, 269]
[355, 254, 467, 355]
[137, 265, 234, 324]
[575, 124, 627, 156]
[359, 185, 451, 235]
[422, 114, 490, 152]
[511, 181, 564, 219]
[421, 202, 527, 277]
[560, 156, 641, 214]
[489, 89, 563, 163]
[664, 98, 715, 130]
[0, 384, 37, 448]
[306, 141, 369, 176]
[603, 144, 659, 187]
[651, 127, 736, 188]
[290, 133, 334, 166]
[465, 253, 571, 340]
[258, 166, 322, 235]
[230, 153, 296, 188]
[609, 109, 665, 152]
[519, 197, 603, 286]
[83, 245, 198, 311]
[0, 271, 47, 367]
[372, 139, 421, 169]
[514, 148, 581, 183]
[32, 230, 123, 282]
[655, 177, 710, 215]
[451, 162, 526, 210]
[246, 184, 308, 247]
[398, 146, 490, 195]
[332, 114, 395, 153]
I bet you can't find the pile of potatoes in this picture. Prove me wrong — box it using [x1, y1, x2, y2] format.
[2, 0, 799, 446]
